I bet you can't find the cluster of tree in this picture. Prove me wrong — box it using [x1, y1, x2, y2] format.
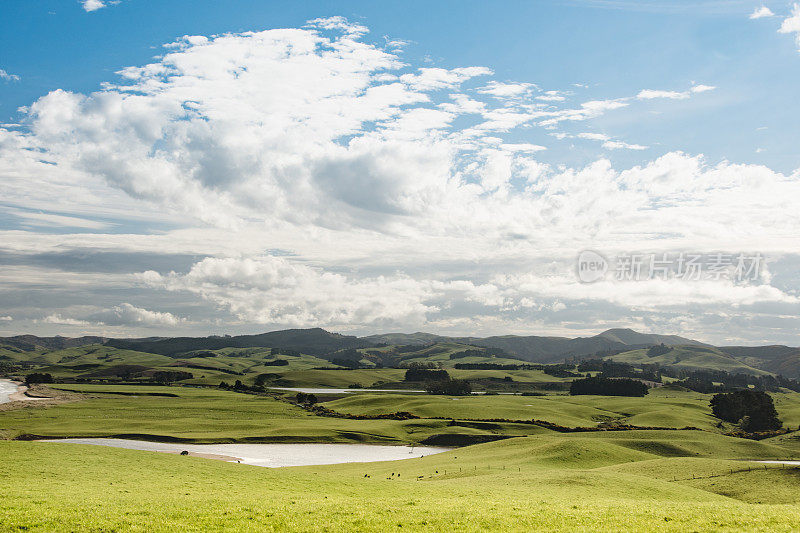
[262, 359, 289, 366]
[0, 361, 19, 374]
[179, 362, 243, 375]
[710, 390, 782, 432]
[394, 344, 433, 354]
[454, 363, 541, 370]
[25, 372, 54, 384]
[664, 368, 800, 393]
[425, 379, 472, 395]
[295, 392, 318, 405]
[152, 371, 193, 384]
[577, 359, 661, 382]
[271, 347, 302, 357]
[329, 358, 363, 369]
[219, 380, 266, 393]
[449, 349, 490, 360]
[399, 361, 441, 370]
[542, 364, 582, 378]
[184, 350, 218, 358]
[404, 367, 450, 382]
[646, 343, 672, 357]
[569, 376, 649, 397]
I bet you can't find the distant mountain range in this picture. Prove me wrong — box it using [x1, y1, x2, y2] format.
[1, 327, 798, 377]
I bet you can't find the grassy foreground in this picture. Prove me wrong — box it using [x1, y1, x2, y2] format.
[2, 431, 800, 531]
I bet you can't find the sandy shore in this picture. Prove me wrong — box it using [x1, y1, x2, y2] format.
[0, 381, 74, 411]
[7, 383, 51, 402]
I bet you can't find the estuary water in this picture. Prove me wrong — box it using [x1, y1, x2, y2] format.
[39, 439, 451, 467]
[0, 379, 19, 404]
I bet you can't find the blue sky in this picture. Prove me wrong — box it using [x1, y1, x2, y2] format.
[3, 1, 799, 171]
[0, 1, 799, 344]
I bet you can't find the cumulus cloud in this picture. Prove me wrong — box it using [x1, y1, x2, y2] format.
[140, 256, 436, 327]
[779, 3, 800, 48]
[94, 303, 183, 327]
[750, 6, 775, 18]
[81, 0, 107, 12]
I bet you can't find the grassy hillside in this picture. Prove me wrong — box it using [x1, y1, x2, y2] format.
[720, 345, 800, 378]
[606, 345, 770, 375]
[2, 431, 800, 531]
[0, 384, 550, 443]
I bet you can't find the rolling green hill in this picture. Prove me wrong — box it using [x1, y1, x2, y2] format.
[605, 345, 771, 376]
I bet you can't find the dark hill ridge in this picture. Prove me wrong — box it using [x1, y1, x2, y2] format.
[104, 328, 370, 357]
[0, 335, 106, 352]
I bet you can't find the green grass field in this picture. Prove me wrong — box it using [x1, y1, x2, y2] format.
[2, 431, 800, 531]
[3, 347, 800, 531]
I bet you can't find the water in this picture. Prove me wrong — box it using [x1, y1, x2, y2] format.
[268, 387, 424, 394]
[39, 439, 451, 468]
[0, 379, 19, 404]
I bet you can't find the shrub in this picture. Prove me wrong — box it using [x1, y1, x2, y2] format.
[425, 379, 472, 395]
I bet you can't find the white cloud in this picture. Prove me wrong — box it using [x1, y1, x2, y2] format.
[1, 18, 798, 342]
[401, 67, 492, 91]
[81, 0, 107, 12]
[779, 3, 800, 48]
[7, 208, 112, 230]
[572, 132, 647, 150]
[477, 81, 535, 98]
[0, 69, 20, 82]
[637, 84, 715, 101]
[0, 316, 12, 321]
[141, 256, 436, 327]
[577, 132, 611, 141]
[691, 84, 716, 93]
[306, 16, 368, 37]
[40, 313, 92, 326]
[637, 89, 690, 100]
[97, 303, 183, 327]
[750, 6, 775, 18]
[602, 140, 648, 150]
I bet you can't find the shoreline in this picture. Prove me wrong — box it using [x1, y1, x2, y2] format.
[0, 379, 63, 406]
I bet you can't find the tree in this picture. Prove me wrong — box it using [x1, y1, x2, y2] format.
[295, 392, 317, 404]
[404, 367, 450, 382]
[646, 343, 671, 357]
[569, 376, 648, 397]
[710, 390, 782, 431]
[25, 372, 54, 384]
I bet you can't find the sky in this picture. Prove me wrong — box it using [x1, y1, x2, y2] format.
[0, 0, 799, 345]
